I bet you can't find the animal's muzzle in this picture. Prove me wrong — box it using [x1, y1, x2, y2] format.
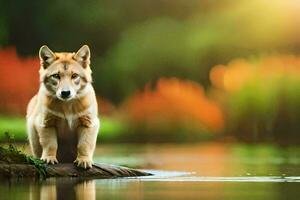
[61, 90, 71, 99]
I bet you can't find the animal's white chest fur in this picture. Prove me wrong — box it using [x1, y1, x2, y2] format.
[65, 114, 75, 129]
[46, 107, 87, 129]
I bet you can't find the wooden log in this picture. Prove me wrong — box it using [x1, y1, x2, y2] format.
[0, 163, 152, 179]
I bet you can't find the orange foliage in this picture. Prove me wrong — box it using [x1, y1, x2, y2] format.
[123, 78, 224, 131]
[97, 97, 116, 116]
[0, 47, 39, 115]
[210, 55, 300, 92]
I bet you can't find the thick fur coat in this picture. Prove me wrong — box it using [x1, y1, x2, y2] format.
[26, 45, 99, 168]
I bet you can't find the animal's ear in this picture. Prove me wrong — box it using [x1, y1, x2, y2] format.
[39, 45, 56, 68]
[74, 45, 90, 68]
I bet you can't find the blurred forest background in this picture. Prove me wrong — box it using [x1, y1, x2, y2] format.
[1, 0, 300, 144]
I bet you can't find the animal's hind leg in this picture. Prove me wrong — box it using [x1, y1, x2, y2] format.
[27, 122, 42, 158]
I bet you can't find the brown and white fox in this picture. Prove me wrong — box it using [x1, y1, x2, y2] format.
[26, 45, 100, 169]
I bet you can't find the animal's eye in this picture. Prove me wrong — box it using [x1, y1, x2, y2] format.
[72, 73, 79, 79]
[52, 73, 60, 79]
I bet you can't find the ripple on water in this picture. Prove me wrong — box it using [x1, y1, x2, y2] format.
[122, 170, 300, 183]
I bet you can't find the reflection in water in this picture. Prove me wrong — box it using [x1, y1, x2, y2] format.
[29, 179, 95, 200]
[75, 180, 95, 200]
[1, 143, 300, 200]
[40, 183, 56, 200]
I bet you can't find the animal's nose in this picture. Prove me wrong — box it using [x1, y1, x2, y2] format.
[61, 90, 71, 99]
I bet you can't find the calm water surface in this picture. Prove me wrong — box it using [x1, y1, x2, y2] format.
[1, 143, 300, 199]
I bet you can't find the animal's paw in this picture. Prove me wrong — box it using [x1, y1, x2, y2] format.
[74, 156, 93, 169]
[41, 155, 58, 164]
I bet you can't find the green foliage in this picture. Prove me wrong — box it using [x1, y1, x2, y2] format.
[0, 1, 8, 45]
[0, 132, 47, 178]
[99, 117, 128, 141]
[92, 0, 300, 102]
[227, 77, 300, 144]
[2, 0, 300, 102]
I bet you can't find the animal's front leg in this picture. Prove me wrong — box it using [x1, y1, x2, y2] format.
[75, 123, 99, 169]
[38, 127, 58, 164]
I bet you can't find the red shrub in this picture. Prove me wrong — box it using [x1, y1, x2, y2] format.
[0, 47, 39, 115]
[122, 78, 224, 132]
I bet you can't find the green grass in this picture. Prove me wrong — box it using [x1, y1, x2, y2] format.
[0, 115, 127, 143]
[0, 116, 26, 141]
[0, 115, 216, 143]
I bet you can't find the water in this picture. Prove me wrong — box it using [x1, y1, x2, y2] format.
[1, 143, 300, 199]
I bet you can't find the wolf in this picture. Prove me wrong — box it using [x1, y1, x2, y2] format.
[26, 45, 100, 169]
